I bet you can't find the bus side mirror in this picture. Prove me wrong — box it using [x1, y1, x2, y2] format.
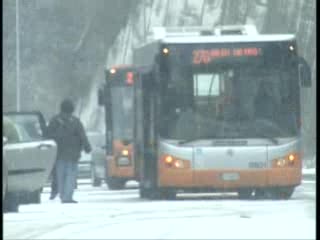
[298, 57, 312, 87]
[98, 87, 105, 106]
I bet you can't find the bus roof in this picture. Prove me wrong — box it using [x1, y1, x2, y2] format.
[160, 34, 295, 44]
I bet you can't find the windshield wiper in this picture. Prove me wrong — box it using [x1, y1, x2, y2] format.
[178, 136, 217, 144]
[178, 138, 200, 145]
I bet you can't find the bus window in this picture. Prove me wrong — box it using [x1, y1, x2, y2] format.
[193, 74, 220, 97]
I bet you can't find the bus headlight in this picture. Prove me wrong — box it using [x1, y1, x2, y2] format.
[162, 47, 169, 55]
[165, 155, 173, 164]
[163, 155, 185, 168]
[174, 159, 184, 168]
[272, 153, 298, 168]
[122, 149, 129, 156]
[276, 158, 286, 167]
[110, 68, 116, 74]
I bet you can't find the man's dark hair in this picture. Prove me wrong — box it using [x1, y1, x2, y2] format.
[60, 99, 75, 114]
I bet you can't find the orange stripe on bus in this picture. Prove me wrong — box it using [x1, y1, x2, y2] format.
[159, 168, 301, 188]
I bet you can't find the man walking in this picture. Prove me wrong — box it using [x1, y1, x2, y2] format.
[47, 99, 91, 203]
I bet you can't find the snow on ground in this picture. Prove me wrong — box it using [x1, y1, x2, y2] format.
[303, 168, 316, 175]
[3, 180, 315, 240]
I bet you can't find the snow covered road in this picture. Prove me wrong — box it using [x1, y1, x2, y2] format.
[3, 180, 315, 239]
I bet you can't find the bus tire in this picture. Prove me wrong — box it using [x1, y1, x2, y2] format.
[254, 189, 268, 199]
[238, 189, 253, 199]
[160, 190, 176, 200]
[268, 187, 295, 200]
[139, 186, 176, 200]
[139, 187, 161, 200]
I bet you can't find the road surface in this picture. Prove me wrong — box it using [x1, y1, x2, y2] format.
[3, 180, 315, 239]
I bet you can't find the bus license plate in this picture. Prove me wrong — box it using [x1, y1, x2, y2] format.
[221, 173, 240, 181]
[118, 157, 129, 166]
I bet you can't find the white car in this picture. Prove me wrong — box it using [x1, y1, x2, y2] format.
[77, 132, 105, 185]
[89, 132, 106, 186]
[3, 111, 57, 212]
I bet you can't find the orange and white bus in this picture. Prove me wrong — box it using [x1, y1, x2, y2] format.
[132, 25, 311, 199]
[99, 65, 139, 189]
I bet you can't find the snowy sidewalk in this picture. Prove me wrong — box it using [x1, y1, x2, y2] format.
[302, 168, 316, 181]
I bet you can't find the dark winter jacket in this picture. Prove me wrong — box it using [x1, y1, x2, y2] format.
[47, 113, 91, 161]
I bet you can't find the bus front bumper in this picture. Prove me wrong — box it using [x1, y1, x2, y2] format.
[158, 168, 301, 189]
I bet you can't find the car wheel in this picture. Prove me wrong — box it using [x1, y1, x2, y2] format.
[3, 162, 8, 201]
[3, 192, 19, 213]
[92, 178, 102, 187]
[91, 167, 102, 187]
[29, 190, 41, 204]
[19, 190, 41, 204]
[139, 187, 147, 198]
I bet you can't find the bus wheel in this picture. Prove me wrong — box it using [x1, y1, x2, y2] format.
[107, 178, 125, 190]
[160, 190, 176, 200]
[268, 187, 295, 200]
[254, 189, 268, 199]
[238, 189, 253, 199]
[139, 188, 162, 200]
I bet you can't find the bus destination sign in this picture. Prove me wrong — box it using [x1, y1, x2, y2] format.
[193, 47, 262, 65]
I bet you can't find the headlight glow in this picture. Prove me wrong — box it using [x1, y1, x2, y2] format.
[174, 159, 184, 168]
[276, 159, 286, 167]
[165, 155, 173, 164]
[110, 68, 116, 74]
[122, 149, 129, 156]
[288, 154, 295, 161]
[162, 48, 169, 55]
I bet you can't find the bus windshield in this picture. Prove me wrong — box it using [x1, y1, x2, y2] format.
[111, 86, 134, 140]
[159, 43, 300, 141]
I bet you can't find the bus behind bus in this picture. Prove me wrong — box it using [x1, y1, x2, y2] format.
[99, 65, 139, 190]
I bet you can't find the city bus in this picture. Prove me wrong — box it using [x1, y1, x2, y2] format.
[132, 25, 311, 200]
[98, 65, 139, 189]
